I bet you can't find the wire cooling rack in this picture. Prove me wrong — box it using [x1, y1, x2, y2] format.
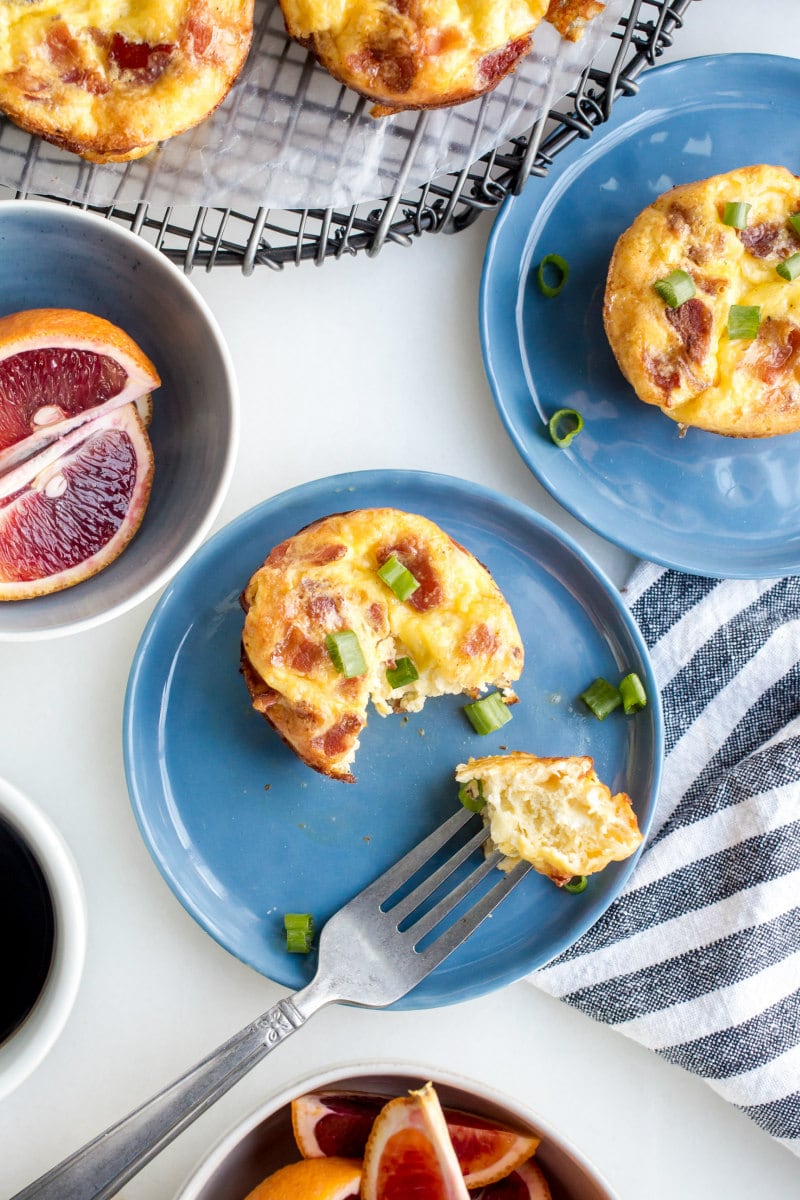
[7, 0, 693, 273]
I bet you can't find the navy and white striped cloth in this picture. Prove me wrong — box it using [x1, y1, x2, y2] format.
[531, 563, 800, 1156]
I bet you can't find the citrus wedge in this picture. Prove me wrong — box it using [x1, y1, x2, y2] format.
[0, 308, 160, 475]
[361, 1082, 471, 1200]
[293, 1088, 539, 1186]
[242, 1156, 362, 1200]
[470, 1158, 552, 1199]
[0, 403, 154, 600]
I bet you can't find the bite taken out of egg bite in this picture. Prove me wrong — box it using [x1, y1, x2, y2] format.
[240, 509, 524, 782]
[603, 164, 800, 438]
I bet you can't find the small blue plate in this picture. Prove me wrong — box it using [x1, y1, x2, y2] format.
[124, 469, 662, 1009]
[480, 54, 800, 578]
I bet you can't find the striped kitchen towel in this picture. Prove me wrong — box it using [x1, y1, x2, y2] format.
[531, 563, 800, 1156]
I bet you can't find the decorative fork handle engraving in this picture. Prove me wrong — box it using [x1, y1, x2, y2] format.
[255, 997, 306, 1045]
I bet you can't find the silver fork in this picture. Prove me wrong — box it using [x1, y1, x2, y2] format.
[11, 805, 531, 1200]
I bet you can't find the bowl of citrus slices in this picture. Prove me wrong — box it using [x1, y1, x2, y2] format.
[0, 200, 238, 640]
[173, 1065, 619, 1200]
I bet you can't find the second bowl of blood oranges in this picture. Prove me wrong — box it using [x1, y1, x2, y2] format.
[0, 200, 238, 639]
[172, 1064, 621, 1200]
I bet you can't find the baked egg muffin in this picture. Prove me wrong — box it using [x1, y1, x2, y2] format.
[0, 0, 255, 162]
[277, 0, 603, 116]
[240, 509, 524, 782]
[604, 164, 800, 438]
[455, 752, 642, 884]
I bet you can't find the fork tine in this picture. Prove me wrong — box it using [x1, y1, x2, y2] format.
[399, 843, 506, 941]
[414, 858, 532, 963]
[387, 819, 493, 924]
[354, 805, 478, 903]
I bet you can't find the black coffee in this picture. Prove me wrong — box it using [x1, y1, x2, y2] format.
[0, 817, 56, 1044]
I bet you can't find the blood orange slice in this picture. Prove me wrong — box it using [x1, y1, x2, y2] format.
[242, 1156, 362, 1200]
[0, 308, 160, 474]
[361, 1082, 471, 1200]
[0, 403, 154, 600]
[293, 1089, 539, 1186]
[470, 1158, 552, 1200]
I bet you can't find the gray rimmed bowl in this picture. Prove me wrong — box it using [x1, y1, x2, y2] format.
[0, 200, 239, 640]
[173, 1063, 620, 1200]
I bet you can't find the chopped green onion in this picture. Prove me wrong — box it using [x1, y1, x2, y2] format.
[776, 253, 800, 281]
[325, 630, 366, 677]
[619, 672, 647, 715]
[548, 408, 584, 448]
[284, 913, 314, 953]
[653, 269, 696, 308]
[722, 201, 751, 229]
[386, 656, 419, 689]
[463, 691, 512, 735]
[580, 677, 622, 720]
[728, 304, 761, 340]
[789, 212, 800, 237]
[564, 875, 588, 894]
[377, 555, 420, 602]
[458, 779, 486, 812]
[536, 253, 569, 297]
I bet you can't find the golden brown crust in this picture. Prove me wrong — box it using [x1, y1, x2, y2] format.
[278, 0, 602, 115]
[240, 509, 524, 782]
[0, 0, 255, 162]
[603, 164, 800, 438]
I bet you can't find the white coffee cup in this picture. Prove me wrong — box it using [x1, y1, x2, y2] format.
[0, 776, 86, 1101]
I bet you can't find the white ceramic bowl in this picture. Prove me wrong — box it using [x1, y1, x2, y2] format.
[0, 776, 86, 1101]
[173, 1063, 620, 1200]
[0, 199, 239, 640]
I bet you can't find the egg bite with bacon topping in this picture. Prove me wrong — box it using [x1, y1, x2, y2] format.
[240, 509, 524, 782]
[603, 164, 800, 438]
[277, 0, 604, 117]
[0, 0, 254, 162]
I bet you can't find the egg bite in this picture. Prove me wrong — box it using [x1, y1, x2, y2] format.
[603, 164, 800, 438]
[455, 752, 643, 884]
[240, 508, 524, 782]
[0, 0, 255, 162]
[276, 0, 603, 117]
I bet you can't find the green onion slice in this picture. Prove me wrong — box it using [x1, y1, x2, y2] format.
[378, 554, 420, 602]
[564, 875, 588, 894]
[463, 692, 512, 735]
[776, 252, 800, 281]
[386, 656, 419, 689]
[536, 253, 569, 297]
[458, 779, 486, 812]
[722, 201, 751, 229]
[789, 212, 800, 237]
[548, 408, 584, 448]
[728, 304, 761, 340]
[619, 672, 647, 715]
[325, 630, 367, 677]
[580, 677, 622, 721]
[653, 269, 696, 308]
[284, 913, 314, 953]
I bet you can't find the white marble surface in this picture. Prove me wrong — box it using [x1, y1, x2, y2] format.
[3, 2, 800, 1197]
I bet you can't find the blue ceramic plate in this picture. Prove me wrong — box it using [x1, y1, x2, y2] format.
[124, 470, 662, 1009]
[480, 54, 800, 578]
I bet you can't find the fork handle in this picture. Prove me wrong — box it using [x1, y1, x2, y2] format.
[10, 984, 329, 1200]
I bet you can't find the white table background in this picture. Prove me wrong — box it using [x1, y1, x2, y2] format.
[4, 2, 800, 1196]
